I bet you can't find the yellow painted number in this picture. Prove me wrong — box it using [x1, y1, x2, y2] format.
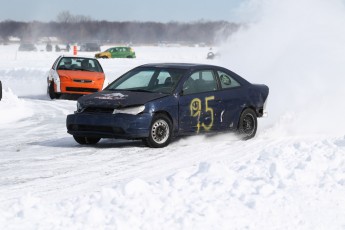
[202, 96, 215, 131]
[190, 96, 215, 133]
[190, 98, 202, 133]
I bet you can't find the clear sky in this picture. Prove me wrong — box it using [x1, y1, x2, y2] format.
[0, 0, 251, 22]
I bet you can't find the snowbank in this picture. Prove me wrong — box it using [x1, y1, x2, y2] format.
[0, 88, 34, 125]
[1, 136, 345, 229]
[1, 1, 345, 229]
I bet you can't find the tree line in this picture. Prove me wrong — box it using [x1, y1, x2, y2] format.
[0, 12, 239, 45]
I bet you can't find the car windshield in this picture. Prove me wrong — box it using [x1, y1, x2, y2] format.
[106, 67, 187, 94]
[57, 57, 103, 72]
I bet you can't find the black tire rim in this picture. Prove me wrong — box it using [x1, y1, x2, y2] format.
[242, 113, 255, 136]
[151, 119, 169, 144]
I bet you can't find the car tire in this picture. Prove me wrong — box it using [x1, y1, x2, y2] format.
[237, 108, 257, 140]
[73, 136, 101, 145]
[144, 114, 172, 148]
[48, 81, 61, 99]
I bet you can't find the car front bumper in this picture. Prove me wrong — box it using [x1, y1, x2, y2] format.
[66, 112, 153, 139]
[59, 80, 103, 95]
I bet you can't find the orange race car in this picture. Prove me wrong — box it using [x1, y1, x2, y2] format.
[47, 55, 106, 99]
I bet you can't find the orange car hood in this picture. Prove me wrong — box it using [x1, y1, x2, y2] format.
[57, 70, 104, 79]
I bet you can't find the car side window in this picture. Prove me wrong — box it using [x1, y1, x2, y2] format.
[217, 71, 241, 89]
[156, 71, 171, 85]
[183, 70, 217, 95]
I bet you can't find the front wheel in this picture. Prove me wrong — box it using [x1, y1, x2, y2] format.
[143, 114, 172, 148]
[237, 108, 257, 140]
[73, 136, 101, 145]
[48, 81, 61, 99]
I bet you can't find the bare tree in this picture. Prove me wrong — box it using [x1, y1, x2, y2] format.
[0, 15, 240, 45]
[56, 11, 74, 24]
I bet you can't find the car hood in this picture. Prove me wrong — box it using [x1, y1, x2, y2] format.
[78, 90, 169, 109]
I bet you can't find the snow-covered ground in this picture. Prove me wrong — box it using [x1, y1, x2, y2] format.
[1, 1, 345, 229]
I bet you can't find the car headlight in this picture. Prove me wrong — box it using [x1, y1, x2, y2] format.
[113, 105, 145, 115]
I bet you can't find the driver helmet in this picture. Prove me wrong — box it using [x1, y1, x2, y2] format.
[65, 59, 72, 64]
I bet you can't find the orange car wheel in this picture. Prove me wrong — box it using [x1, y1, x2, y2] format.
[48, 81, 61, 99]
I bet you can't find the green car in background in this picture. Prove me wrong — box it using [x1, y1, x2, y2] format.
[95, 47, 136, 59]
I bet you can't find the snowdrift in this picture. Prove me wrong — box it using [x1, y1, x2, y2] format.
[1, 0, 345, 229]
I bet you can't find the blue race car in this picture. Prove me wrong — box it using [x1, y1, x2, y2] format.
[66, 63, 269, 148]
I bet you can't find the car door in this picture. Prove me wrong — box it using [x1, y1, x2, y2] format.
[119, 48, 125, 57]
[216, 70, 246, 131]
[123, 48, 129, 57]
[178, 69, 224, 134]
[111, 48, 119, 58]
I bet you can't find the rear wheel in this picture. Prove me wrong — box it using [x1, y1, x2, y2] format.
[238, 108, 257, 140]
[143, 114, 172, 148]
[73, 136, 101, 145]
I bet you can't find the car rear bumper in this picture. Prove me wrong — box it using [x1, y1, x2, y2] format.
[66, 112, 152, 139]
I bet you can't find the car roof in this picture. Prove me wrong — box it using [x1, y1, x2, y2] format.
[137, 63, 250, 85]
[59, 55, 97, 59]
[109, 46, 131, 48]
[138, 63, 224, 70]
